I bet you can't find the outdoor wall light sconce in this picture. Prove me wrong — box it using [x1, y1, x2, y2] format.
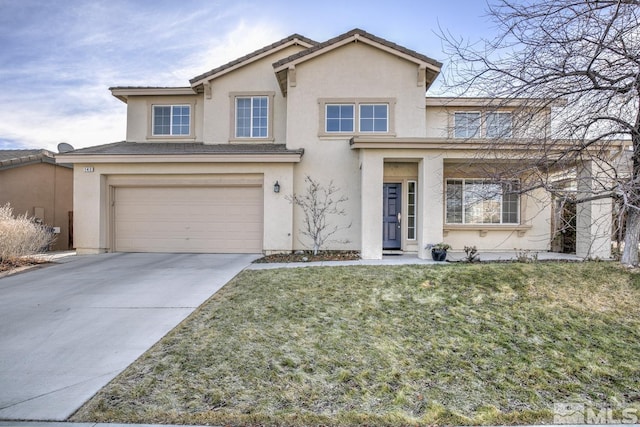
[273, 181, 280, 193]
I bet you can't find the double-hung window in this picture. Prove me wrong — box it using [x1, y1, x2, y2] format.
[454, 112, 481, 138]
[486, 112, 512, 138]
[236, 96, 268, 138]
[152, 105, 190, 136]
[446, 179, 519, 224]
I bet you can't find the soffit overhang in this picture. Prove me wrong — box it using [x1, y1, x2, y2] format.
[349, 136, 629, 153]
[109, 87, 196, 103]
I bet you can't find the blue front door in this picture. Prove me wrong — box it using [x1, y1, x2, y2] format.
[383, 183, 402, 249]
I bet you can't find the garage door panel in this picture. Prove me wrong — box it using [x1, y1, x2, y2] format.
[114, 186, 263, 253]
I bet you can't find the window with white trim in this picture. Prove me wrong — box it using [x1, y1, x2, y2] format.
[407, 181, 417, 240]
[486, 112, 512, 138]
[152, 105, 190, 136]
[326, 104, 354, 132]
[236, 96, 269, 138]
[359, 104, 388, 132]
[446, 179, 520, 224]
[320, 99, 393, 135]
[454, 112, 480, 138]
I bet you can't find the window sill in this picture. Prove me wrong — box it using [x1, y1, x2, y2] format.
[443, 224, 531, 237]
[318, 133, 397, 139]
[147, 135, 196, 141]
[229, 137, 275, 143]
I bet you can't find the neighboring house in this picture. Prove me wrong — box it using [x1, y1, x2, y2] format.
[58, 28, 612, 259]
[0, 149, 73, 251]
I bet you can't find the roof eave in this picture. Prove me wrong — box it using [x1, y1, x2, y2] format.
[109, 87, 197, 103]
[189, 36, 316, 88]
[56, 152, 304, 164]
[273, 29, 443, 73]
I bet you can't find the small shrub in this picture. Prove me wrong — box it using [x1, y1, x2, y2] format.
[463, 245, 480, 263]
[515, 248, 538, 263]
[0, 203, 54, 262]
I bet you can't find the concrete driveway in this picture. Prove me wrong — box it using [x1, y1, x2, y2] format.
[0, 252, 259, 421]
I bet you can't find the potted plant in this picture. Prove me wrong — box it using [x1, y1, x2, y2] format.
[429, 242, 451, 261]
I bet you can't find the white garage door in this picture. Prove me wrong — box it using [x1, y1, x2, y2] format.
[114, 186, 263, 253]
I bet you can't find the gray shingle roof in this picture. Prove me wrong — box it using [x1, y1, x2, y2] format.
[189, 33, 318, 85]
[273, 28, 443, 70]
[64, 141, 304, 156]
[0, 149, 69, 170]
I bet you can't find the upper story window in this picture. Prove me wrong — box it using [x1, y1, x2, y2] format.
[236, 96, 268, 138]
[486, 112, 512, 138]
[454, 112, 481, 138]
[320, 98, 395, 136]
[152, 105, 190, 136]
[454, 111, 513, 139]
[446, 179, 520, 225]
[326, 104, 354, 132]
[230, 92, 275, 141]
[359, 104, 388, 132]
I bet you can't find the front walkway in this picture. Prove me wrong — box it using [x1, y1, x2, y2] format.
[246, 251, 585, 270]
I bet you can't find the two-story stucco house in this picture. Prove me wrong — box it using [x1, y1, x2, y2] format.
[58, 28, 612, 259]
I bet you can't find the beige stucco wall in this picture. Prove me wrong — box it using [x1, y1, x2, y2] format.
[425, 106, 449, 138]
[0, 163, 73, 250]
[125, 94, 204, 142]
[203, 45, 306, 144]
[285, 42, 429, 252]
[71, 162, 294, 254]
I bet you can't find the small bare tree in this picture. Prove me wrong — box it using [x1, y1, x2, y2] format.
[287, 176, 351, 255]
[440, 0, 640, 265]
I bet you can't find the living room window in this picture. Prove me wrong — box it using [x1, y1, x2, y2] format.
[486, 112, 512, 138]
[446, 179, 519, 224]
[152, 105, 190, 136]
[454, 112, 481, 138]
[236, 96, 268, 138]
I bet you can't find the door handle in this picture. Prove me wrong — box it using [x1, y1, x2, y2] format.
[397, 212, 402, 228]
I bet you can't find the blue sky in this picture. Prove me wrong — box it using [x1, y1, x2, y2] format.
[0, 0, 493, 151]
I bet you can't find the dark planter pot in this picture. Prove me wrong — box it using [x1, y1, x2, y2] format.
[431, 248, 448, 262]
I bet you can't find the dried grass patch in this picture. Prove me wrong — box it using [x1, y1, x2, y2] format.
[73, 262, 640, 426]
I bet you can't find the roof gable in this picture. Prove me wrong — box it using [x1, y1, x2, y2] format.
[273, 28, 442, 94]
[189, 33, 317, 88]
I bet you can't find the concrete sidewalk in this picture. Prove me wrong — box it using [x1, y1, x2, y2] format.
[247, 251, 584, 270]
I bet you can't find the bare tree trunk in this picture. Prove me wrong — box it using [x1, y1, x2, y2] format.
[621, 208, 640, 266]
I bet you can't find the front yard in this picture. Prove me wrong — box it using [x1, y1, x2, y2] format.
[73, 262, 640, 426]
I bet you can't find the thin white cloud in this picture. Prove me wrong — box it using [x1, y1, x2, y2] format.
[0, 0, 492, 150]
[170, 20, 286, 82]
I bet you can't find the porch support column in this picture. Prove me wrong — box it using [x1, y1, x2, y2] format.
[360, 150, 384, 259]
[576, 161, 612, 259]
[418, 155, 444, 259]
